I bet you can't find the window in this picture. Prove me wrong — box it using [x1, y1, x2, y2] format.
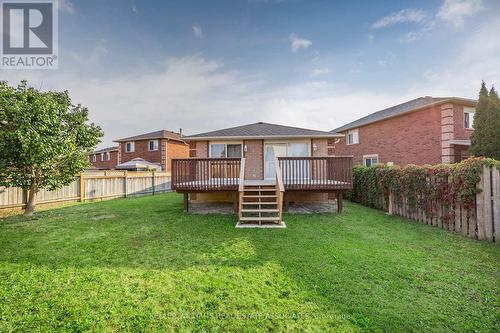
[363, 154, 378, 167]
[125, 142, 135, 152]
[210, 143, 242, 158]
[105, 152, 110, 161]
[101, 153, 104, 161]
[149, 139, 159, 151]
[347, 129, 359, 145]
[464, 107, 475, 129]
[92, 154, 96, 162]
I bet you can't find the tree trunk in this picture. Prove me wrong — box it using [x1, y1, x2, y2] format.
[24, 184, 38, 217]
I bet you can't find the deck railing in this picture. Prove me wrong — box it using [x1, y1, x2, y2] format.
[172, 158, 242, 191]
[278, 156, 353, 191]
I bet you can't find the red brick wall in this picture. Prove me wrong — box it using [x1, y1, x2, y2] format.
[194, 141, 209, 158]
[330, 105, 443, 165]
[243, 139, 263, 180]
[88, 150, 119, 169]
[166, 140, 189, 172]
[120, 139, 162, 166]
[453, 104, 474, 140]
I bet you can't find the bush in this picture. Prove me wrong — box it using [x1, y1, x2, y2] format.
[347, 157, 500, 216]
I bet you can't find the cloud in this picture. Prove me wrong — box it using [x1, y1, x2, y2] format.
[410, 17, 499, 97]
[372, 8, 427, 29]
[289, 33, 312, 52]
[437, 0, 483, 28]
[192, 24, 204, 39]
[310, 68, 330, 77]
[59, 0, 75, 14]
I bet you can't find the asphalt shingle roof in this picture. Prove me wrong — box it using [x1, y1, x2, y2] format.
[115, 130, 184, 142]
[184, 122, 340, 139]
[331, 96, 476, 133]
[92, 146, 119, 153]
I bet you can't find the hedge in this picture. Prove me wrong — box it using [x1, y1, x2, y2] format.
[347, 157, 500, 218]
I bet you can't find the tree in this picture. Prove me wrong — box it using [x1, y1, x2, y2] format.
[470, 82, 500, 160]
[0, 81, 103, 216]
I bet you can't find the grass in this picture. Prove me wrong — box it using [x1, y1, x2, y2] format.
[0, 193, 498, 332]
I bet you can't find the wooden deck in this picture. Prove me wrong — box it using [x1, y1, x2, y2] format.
[171, 156, 353, 223]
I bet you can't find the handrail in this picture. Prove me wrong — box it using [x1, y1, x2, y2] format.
[238, 158, 246, 192]
[275, 157, 284, 193]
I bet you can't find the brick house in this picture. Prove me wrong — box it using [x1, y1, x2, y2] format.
[89, 146, 119, 169]
[330, 96, 477, 166]
[114, 130, 189, 172]
[172, 122, 353, 226]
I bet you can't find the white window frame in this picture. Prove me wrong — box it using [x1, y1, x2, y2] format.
[92, 154, 96, 162]
[209, 142, 243, 158]
[464, 107, 475, 129]
[125, 142, 135, 153]
[105, 152, 110, 161]
[363, 154, 379, 167]
[346, 129, 359, 145]
[101, 153, 104, 161]
[148, 139, 159, 151]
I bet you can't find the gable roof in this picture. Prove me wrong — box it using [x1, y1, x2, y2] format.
[331, 96, 476, 133]
[114, 130, 185, 143]
[92, 146, 119, 154]
[184, 122, 342, 140]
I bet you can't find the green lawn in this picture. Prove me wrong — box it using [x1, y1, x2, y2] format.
[0, 193, 498, 332]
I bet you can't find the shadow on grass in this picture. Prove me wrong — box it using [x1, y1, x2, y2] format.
[0, 193, 499, 332]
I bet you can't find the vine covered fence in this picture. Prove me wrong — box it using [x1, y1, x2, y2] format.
[348, 158, 500, 243]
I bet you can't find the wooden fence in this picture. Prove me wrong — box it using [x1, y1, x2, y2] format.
[0, 170, 171, 210]
[387, 166, 500, 243]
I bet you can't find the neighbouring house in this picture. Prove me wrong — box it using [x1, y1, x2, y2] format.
[89, 146, 119, 169]
[171, 122, 353, 226]
[114, 130, 189, 172]
[330, 96, 477, 166]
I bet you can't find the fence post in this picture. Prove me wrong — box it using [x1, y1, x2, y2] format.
[80, 174, 85, 202]
[22, 188, 28, 208]
[124, 171, 128, 198]
[388, 191, 393, 215]
[492, 167, 500, 243]
[152, 171, 156, 195]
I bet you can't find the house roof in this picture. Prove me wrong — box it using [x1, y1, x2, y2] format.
[115, 158, 162, 171]
[184, 122, 342, 140]
[114, 130, 185, 143]
[331, 96, 477, 133]
[92, 146, 119, 154]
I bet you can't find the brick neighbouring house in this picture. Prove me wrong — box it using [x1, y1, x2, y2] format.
[114, 130, 189, 172]
[330, 96, 477, 166]
[172, 122, 353, 226]
[89, 146, 119, 169]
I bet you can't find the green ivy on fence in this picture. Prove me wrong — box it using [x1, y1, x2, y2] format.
[347, 157, 500, 219]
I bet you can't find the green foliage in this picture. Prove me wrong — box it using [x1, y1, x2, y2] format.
[349, 157, 500, 215]
[470, 82, 500, 159]
[0, 81, 102, 213]
[0, 193, 498, 332]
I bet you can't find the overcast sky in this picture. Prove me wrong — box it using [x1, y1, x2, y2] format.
[2, 0, 499, 148]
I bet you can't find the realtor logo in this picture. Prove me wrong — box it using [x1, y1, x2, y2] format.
[1, 0, 58, 69]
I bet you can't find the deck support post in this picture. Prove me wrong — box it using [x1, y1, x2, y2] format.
[284, 192, 289, 212]
[337, 192, 343, 213]
[183, 193, 189, 212]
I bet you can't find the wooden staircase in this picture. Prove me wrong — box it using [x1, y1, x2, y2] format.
[237, 158, 285, 226]
[238, 184, 282, 225]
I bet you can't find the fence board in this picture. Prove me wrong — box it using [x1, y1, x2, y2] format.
[0, 171, 171, 211]
[493, 168, 500, 243]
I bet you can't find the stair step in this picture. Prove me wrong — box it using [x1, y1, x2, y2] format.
[239, 217, 280, 222]
[241, 209, 279, 213]
[243, 195, 277, 198]
[243, 188, 276, 191]
[242, 201, 277, 204]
